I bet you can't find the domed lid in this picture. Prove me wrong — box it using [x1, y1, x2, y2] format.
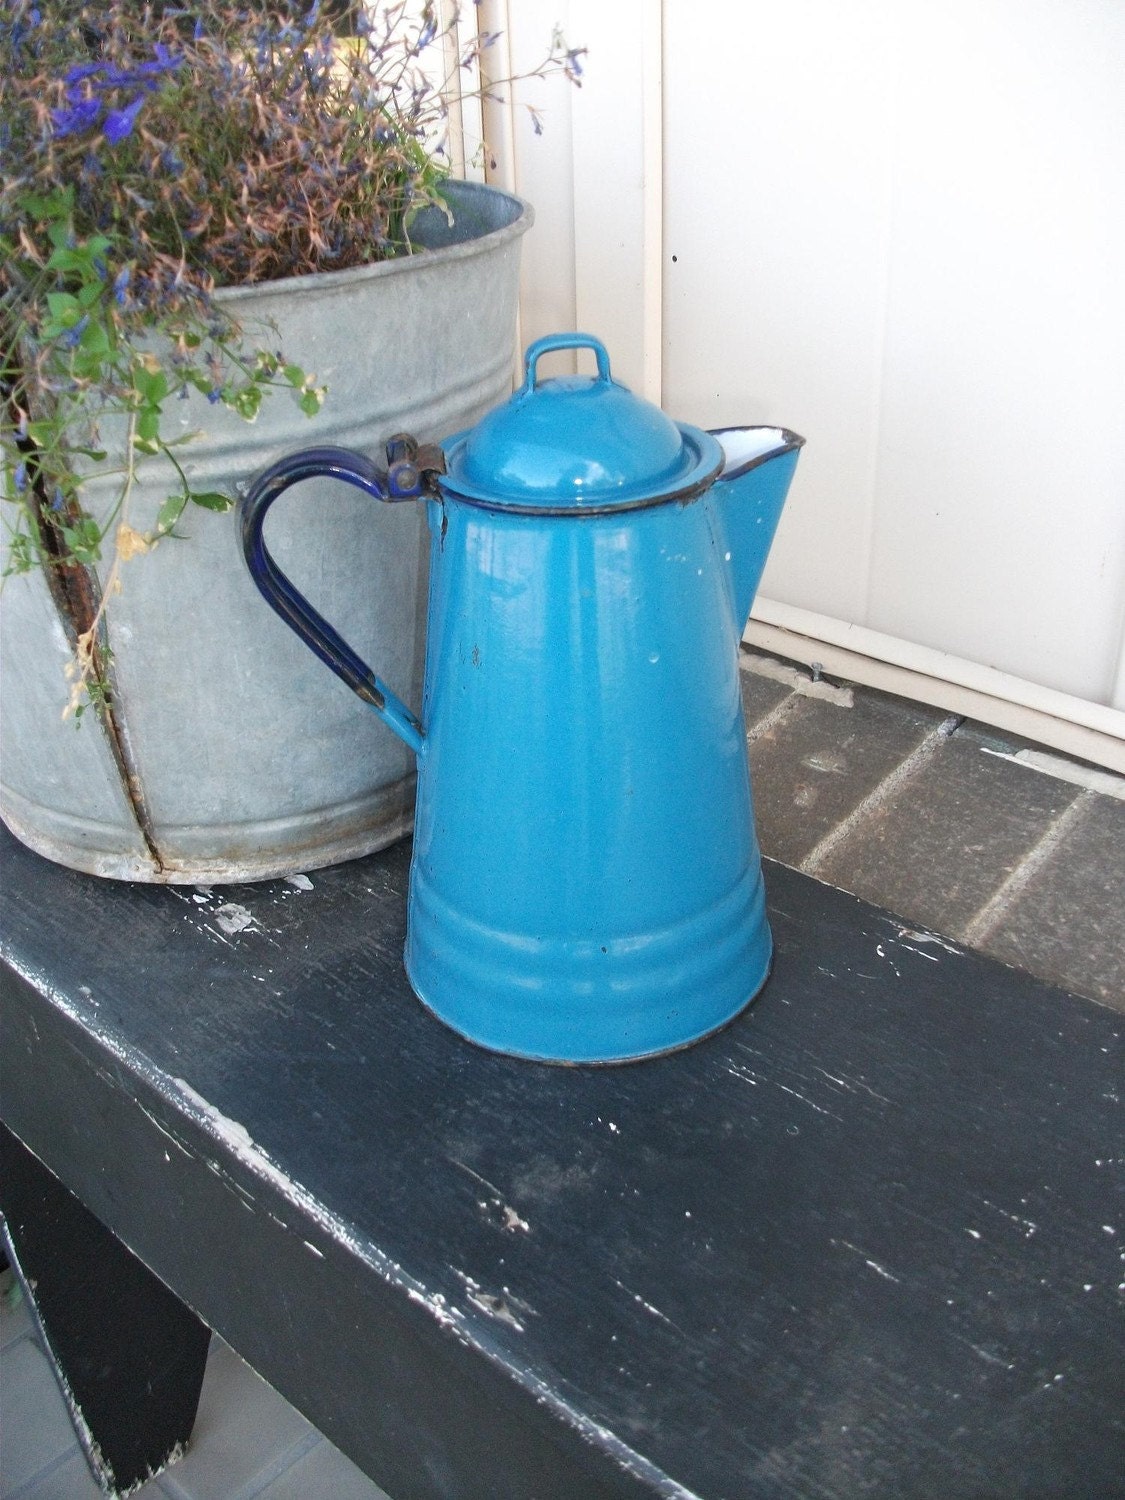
[441, 334, 722, 512]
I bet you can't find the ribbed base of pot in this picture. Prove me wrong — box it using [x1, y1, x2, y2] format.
[0, 780, 415, 884]
[404, 864, 774, 1064]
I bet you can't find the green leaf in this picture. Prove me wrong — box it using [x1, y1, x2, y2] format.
[232, 386, 262, 421]
[136, 407, 161, 443]
[60, 519, 103, 563]
[283, 364, 306, 387]
[46, 247, 88, 273]
[156, 492, 189, 533]
[22, 187, 74, 221]
[134, 367, 169, 404]
[299, 388, 324, 417]
[45, 292, 82, 326]
[188, 490, 232, 512]
[2, 534, 38, 575]
[79, 321, 112, 357]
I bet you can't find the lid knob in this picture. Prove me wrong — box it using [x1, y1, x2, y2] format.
[523, 333, 612, 391]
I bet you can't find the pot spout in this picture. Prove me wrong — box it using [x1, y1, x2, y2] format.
[708, 427, 805, 631]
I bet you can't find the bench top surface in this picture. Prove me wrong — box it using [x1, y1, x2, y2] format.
[1, 823, 1122, 1499]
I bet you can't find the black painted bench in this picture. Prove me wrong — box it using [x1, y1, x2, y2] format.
[1, 821, 1121, 1498]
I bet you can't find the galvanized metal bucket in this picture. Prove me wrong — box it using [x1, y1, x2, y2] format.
[0, 181, 531, 882]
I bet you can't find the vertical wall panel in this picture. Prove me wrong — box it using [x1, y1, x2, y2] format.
[661, 0, 899, 625]
[479, 0, 580, 357]
[867, 0, 1125, 702]
[569, 0, 663, 399]
[659, 0, 1125, 706]
[494, 0, 1125, 713]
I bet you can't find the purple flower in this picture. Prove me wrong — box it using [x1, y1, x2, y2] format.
[63, 61, 104, 88]
[51, 46, 182, 141]
[103, 94, 145, 142]
[14, 463, 28, 493]
[51, 96, 101, 137]
[112, 266, 131, 305]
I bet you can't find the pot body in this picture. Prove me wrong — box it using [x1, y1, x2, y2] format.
[404, 489, 770, 1062]
[0, 181, 531, 882]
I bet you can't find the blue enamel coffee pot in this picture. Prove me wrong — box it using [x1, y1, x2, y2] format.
[240, 333, 803, 1062]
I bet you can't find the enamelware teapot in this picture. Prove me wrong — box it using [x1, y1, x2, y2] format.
[240, 333, 803, 1062]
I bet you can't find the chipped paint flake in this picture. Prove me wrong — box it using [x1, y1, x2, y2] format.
[212, 903, 257, 936]
[453, 1270, 527, 1331]
[894, 926, 961, 955]
[452, 1160, 530, 1234]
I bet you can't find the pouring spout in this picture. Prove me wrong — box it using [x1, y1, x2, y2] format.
[708, 427, 805, 631]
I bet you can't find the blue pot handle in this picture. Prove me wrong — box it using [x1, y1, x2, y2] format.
[239, 440, 442, 757]
[522, 332, 613, 390]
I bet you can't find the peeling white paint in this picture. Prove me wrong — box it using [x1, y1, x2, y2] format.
[836, 1240, 902, 1284]
[773, 1081, 841, 1120]
[894, 926, 962, 955]
[451, 1160, 530, 1234]
[968, 1344, 1015, 1370]
[896, 943, 940, 963]
[1, 950, 710, 1500]
[981, 1200, 1038, 1237]
[453, 1270, 527, 1331]
[613, 1279, 679, 1329]
[212, 903, 257, 936]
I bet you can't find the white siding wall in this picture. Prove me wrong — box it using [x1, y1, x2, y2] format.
[479, 0, 1125, 754]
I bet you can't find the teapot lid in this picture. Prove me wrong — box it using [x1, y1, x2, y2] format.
[440, 334, 723, 513]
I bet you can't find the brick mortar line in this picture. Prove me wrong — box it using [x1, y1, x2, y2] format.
[959, 788, 1097, 948]
[799, 715, 964, 876]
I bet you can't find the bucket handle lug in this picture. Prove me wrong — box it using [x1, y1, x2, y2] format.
[238, 443, 439, 757]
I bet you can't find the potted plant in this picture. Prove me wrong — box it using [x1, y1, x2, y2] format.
[0, 0, 582, 881]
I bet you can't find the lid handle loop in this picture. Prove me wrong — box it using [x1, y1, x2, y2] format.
[523, 333, 612, 391]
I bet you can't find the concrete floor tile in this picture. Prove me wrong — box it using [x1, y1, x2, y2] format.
[157, 1342, 315, 1500]
[1, 1272, 32, 1352]
[739, 667, 794, 734]
[13, 1449, 104, 1500]
[0, 1338, 79, 1494]
[979, 793, 1125, 1011]
[816, 724, 1081, 937]
[748, 687, 945, 868]
[256, 1437, 394, 1500]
